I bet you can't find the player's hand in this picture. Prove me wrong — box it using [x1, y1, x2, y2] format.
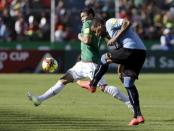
[107, 38, 116, 46]
[78, 33, 82, 40]
[118, 72, 122, 79]
[118, 73, 123, 83]
[117, 64, 124, 81]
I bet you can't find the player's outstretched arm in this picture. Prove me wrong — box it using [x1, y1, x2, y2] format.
[107, 19, 131, 46]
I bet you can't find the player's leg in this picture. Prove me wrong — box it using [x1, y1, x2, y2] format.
[77, 79, 133, 111]
[98, 77, 128, 102]
[28, 72, 74, 106]
[122, 74, 144, 125]
[76, 61, 133, 110]
[90, 53, 110, 88]
[78, 53, 112, 92]
[35, 61, 88, 103]
[27, 61, 84, 106]
[98, 82, 133, 111]
[125, 50, 146, 125]
[38, 73, 73, 101]
[89, 48, 127, 90]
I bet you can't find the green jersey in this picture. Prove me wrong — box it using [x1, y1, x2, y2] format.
[80, 20, 100, 64]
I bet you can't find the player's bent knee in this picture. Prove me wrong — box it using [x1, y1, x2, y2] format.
[101, 53, 112, 64]
[123, 76, 135, 88]
[59, 73, 74, 85]
[101, 53, 108, 64]
[123, 70, 137, 79]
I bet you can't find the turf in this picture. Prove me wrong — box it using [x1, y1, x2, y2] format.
[0, 74, 174, 131]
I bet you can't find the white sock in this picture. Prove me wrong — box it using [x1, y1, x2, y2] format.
[37, 81, 64, 102]
[103, 85, 130, 104]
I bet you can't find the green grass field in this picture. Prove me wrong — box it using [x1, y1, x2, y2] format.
[0, 74, 174, 131]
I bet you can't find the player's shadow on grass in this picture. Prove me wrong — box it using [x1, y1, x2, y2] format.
[0, 108, 128, 131]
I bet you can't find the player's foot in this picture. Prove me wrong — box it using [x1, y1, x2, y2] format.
[88, 86, 96, 93]
[137, 116, 145, 123]
[128, 118, 139, 126]
[27, 92, 41, 106]
[77, 80, 90, 89]
[128, 116, 145, 126]
[77, 80, 96, 93]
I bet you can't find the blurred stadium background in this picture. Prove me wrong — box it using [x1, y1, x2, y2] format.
[0, 0, 174, 73]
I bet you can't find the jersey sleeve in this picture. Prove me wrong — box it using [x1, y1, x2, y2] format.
[82, 21, 92, 36]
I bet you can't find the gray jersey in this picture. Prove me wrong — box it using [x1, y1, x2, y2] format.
[106, 18, 146, 50]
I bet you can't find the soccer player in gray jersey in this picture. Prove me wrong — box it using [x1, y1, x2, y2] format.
[83, 18, 146, 126]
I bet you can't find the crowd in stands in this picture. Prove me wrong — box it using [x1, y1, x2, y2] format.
[0, 0, 51, 41]
[0, 0, 174, 50]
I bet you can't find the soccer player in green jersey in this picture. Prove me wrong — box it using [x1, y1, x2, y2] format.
[27, 8, 132, 111]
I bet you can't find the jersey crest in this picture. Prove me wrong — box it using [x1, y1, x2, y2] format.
[84, 28, 90, 34]
[111, 18, 117, 25]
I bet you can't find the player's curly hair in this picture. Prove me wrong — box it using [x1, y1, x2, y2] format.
[92, 18, 105, 28]
[91, 18, 107, 37]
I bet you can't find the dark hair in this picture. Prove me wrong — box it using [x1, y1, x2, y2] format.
[92, 18, 105, 27]
[80, 7, 95, 17]
[92, 18, 107, 37]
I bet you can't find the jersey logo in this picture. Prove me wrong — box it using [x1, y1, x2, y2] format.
[111, 18, 116, 25]
[84, 28, 90, 34]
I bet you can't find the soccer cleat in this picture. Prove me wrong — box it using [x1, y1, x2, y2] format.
[137, 116, 145, 123]
[128, 116, 145, 126]
[77, 80, 90, 89]
[88, 87, 96, 93]
[27, 92, 41, 106]
[128, 118, 139, 126]
[77, 80, 96, 93]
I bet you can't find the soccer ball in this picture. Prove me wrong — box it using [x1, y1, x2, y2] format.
[42, 57, 58, 73]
